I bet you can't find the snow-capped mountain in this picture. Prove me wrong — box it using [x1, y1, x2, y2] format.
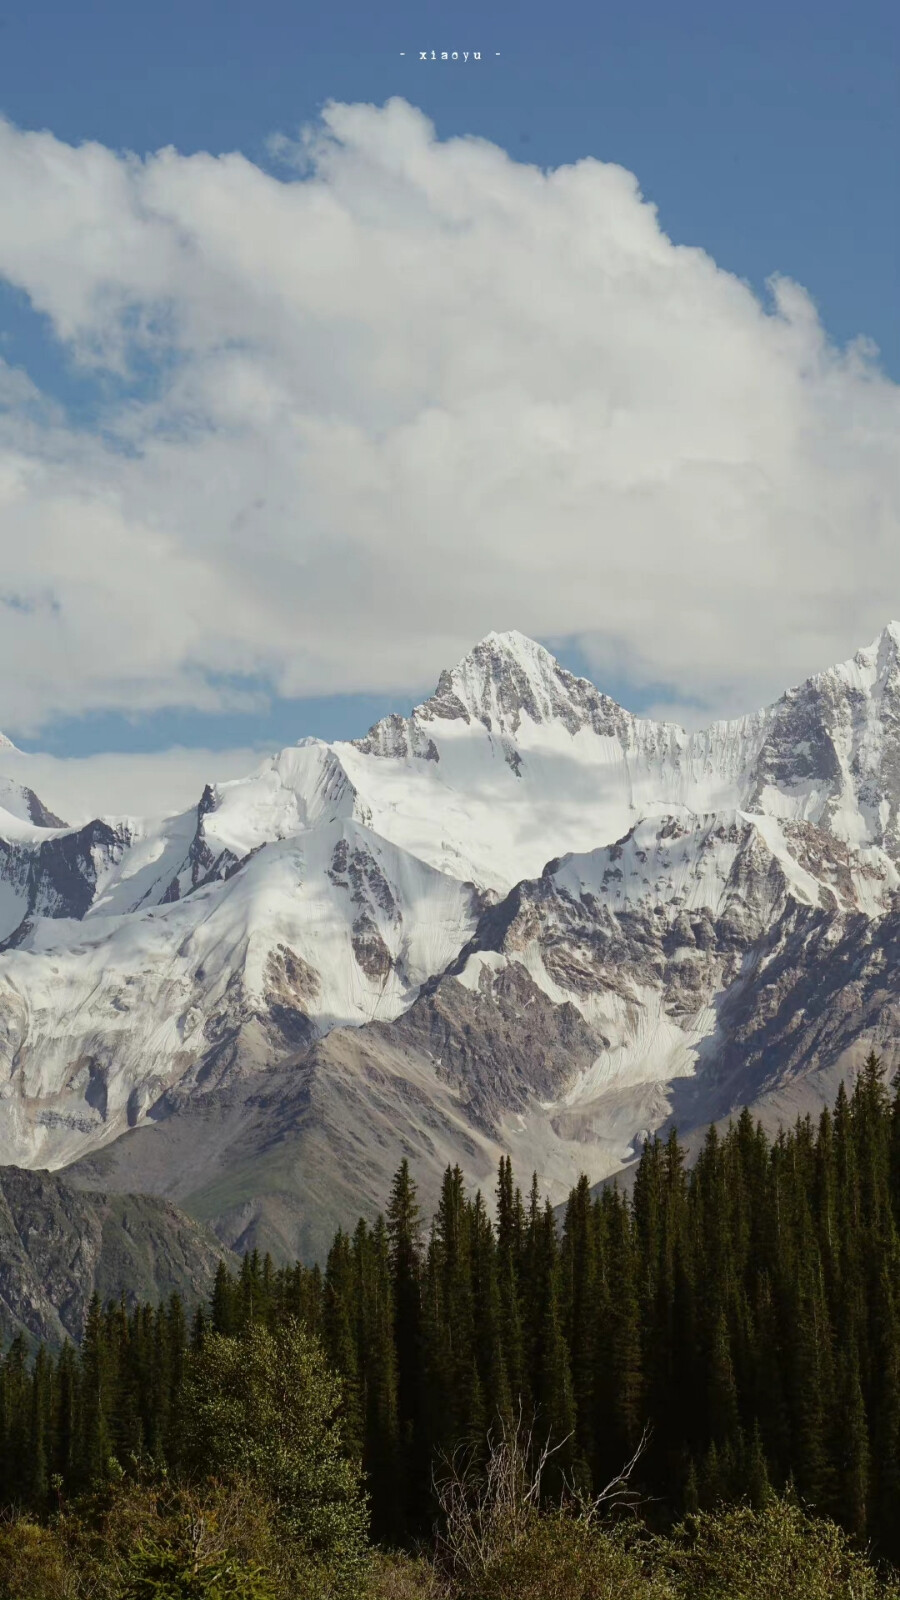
[5, 624, 900, 1256]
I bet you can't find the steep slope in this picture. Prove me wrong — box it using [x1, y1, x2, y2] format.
[742, 620, 900, 853]
[0, 775, 66, 831]
[433, 806, 900, 1181]
[5, 620, 900, 930]
[65, 807, 900, 1256]
[5, 625, 900, 1238]
[67, 854, 900, 1262]
[67, 958, 602, 1261]
[0, 1165, 230, 1347]
[0, 817, 481, 1168]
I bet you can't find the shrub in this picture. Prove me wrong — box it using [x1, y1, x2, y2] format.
[366, 1549, 447, 1600]
[118, 1533, 276, 1599]
[51, 1478, 286, 1600]
[465, 1512, 672, 1600]
[179, 1319, 370, 1597]
[658, 1499, 900, 1600]
[0, 1517, 76, 1600]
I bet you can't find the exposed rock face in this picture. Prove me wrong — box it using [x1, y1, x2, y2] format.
[0, 817, 482, 1167]
[4, 626, 900, 1258]
[428, 808, 900, 1183]
[416, 632, 634, 740]
[66, 1028, 503, 1264]
[0, 774, 66, 830]
[383, 963, 599, 1133]
[0, 1165, 230, 1347]
[0, 819, 132, 947]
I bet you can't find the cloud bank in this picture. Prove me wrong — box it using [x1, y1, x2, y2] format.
[0, 746, 271, 826]
[0, 96, 898, 733]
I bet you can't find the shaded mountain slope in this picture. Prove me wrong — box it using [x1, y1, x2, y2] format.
[0, 1166, 231, 1347]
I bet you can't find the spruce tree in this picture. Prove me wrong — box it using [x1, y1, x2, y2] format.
[386, 1158, 425, 1528]
[561, 1172, 598, 1483]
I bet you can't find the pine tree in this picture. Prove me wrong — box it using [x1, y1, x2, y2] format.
[387, 1159, 425, 1529]
[833, 1332, 870, 1539]
[425, 1166, 476, 1446]
[78, 1294, 114, 1487]
[561, 1173, 597, 1483]
[683, 1456, 700, 1513]
[210, 1261, 235, 1336]
[532, 1204, 575, 1495]
[356, 1215, 400, 1539]
[52, 1342, 78, 1488]
[323, 1229, 363, 1457]
[27, 1345, 50, 1507]
[597, 1187, 643, 1472]
[10, 1085, 900, 1559]
[0, 1336, 29, 1503]
[699, 1438, 723, 1508]
[386, 1166, 421, 1415]
[470, 1190, 511, 1432]
[706, 1308, 740, 1449]
[869, 1249, 900, 1558]
[495, 1157, 527, 1410]
[745, 1419, 772, 1508]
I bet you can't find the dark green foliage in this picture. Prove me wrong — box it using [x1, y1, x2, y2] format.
[657, 1499, 898, 1599]
[119, 1535, 276, 1599]
[6, 1053, 900, 1571]
[179, 1322, 368, 1573]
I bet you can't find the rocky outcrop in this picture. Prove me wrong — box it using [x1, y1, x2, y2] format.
[0, 1165, 230, 1347]
[0, 819, 132, 947]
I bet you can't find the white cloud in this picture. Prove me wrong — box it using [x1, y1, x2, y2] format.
[0, 96, 898, 732]
[2, 746, 271, 825]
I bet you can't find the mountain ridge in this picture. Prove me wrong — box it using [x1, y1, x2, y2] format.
[4, 624, 900, 1255]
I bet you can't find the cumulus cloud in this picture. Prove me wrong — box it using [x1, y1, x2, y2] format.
[0, 96, 898, 732]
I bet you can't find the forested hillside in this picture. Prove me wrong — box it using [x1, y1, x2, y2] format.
[3, 1053, 900, 1577]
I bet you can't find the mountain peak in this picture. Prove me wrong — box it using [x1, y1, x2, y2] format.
[417, 630, 631, 740]
[475, 627, 547, 656]
[853, 620, 900, 665]
[451, 629, 560, 683]
[874, 620, 900, 663]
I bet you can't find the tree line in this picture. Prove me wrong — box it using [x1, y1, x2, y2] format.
[3, 1052, 900, 1561]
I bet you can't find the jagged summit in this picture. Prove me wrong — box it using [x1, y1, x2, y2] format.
[735, 623, 900, 736]
[796, 620, 900, 697]
[422, 629, 628, 737]
[455, 621, 900, 729]
[6, 621, 900, 1228]
[354, 629, 636, 756]
[848, 621, 900, 698]
[359, 620, 900, 756]
[866, 620, 900, 654]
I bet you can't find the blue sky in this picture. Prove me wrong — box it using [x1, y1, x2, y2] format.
[0, 0, 898, 765]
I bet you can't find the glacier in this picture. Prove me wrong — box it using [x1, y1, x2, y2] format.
[3, 622, 900, 1254]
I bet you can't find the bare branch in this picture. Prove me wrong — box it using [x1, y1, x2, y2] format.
[432, 1407, 650, 1582]
[568, 1423, 652, 1523]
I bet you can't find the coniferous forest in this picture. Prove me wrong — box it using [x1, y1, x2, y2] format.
[4, 1054, 900, 1597]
